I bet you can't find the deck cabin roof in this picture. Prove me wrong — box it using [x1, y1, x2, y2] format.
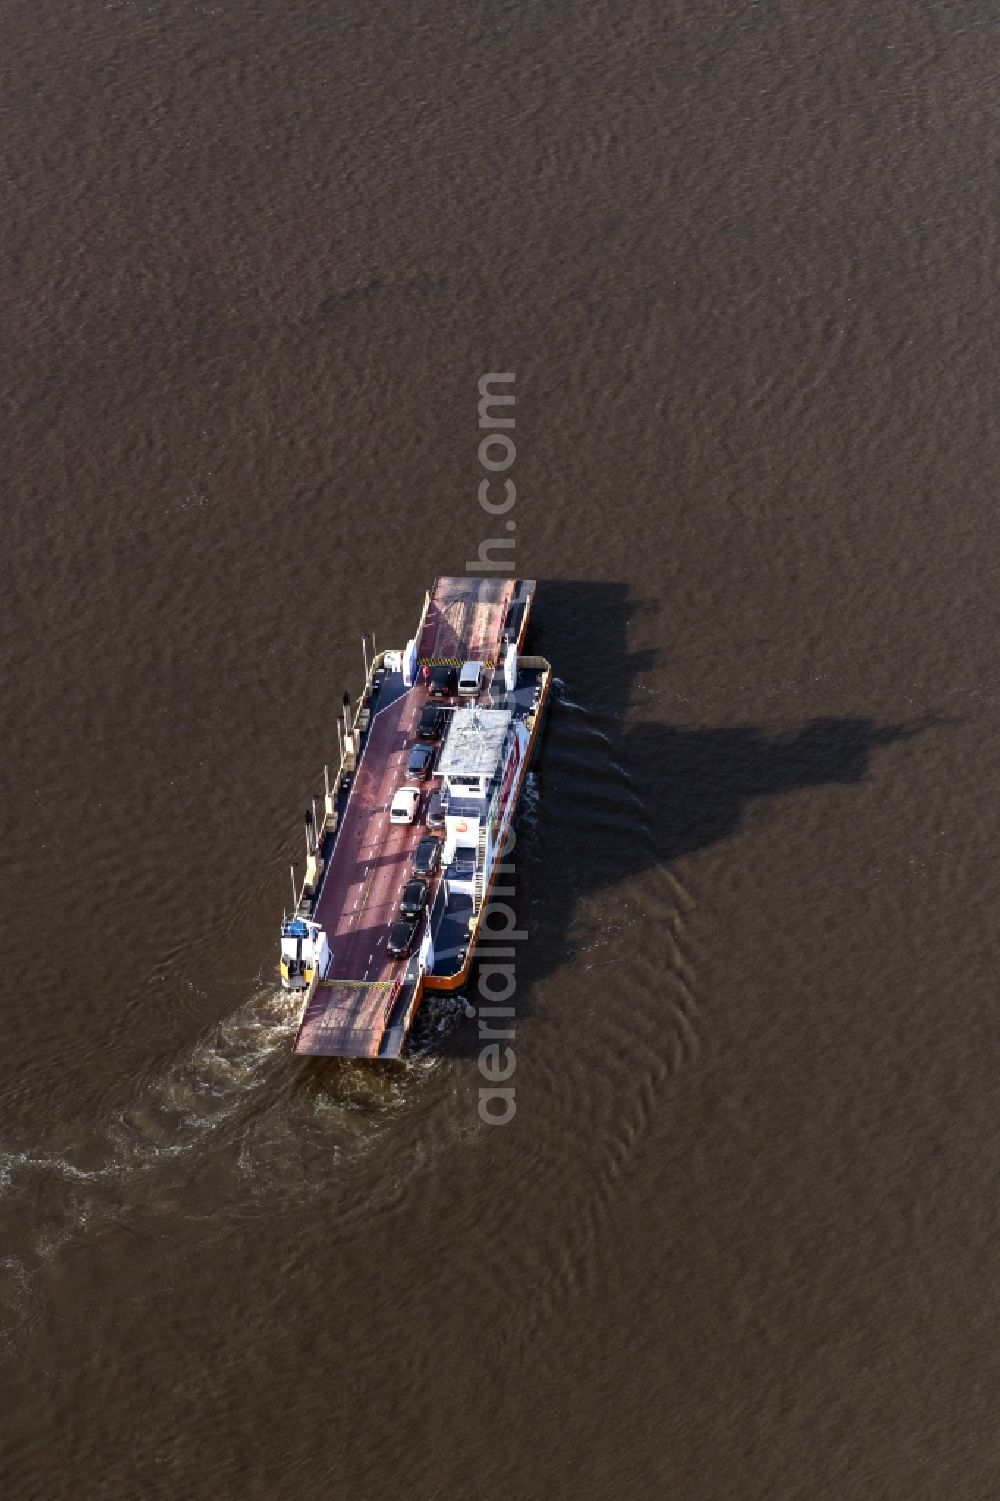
[438, 705, 512, 780]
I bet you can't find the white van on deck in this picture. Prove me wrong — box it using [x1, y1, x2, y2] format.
[389, 787, 421, 825]
[458, 660, 484, 698]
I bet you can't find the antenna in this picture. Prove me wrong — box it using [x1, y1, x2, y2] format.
[465, 697, 491, 754]
[290, 864, 297, 911]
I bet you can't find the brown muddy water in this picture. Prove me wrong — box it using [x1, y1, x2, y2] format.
[2, 1, 1000, 1496]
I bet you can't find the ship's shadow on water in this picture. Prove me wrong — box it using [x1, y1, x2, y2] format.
[614, 712, 937, 862]
[433, 579, 945, 1057]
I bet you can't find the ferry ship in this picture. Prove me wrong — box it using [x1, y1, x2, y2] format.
[279, 577, 551, 1058]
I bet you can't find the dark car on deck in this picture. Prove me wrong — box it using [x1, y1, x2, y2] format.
[427, 665, 457, 699]
[387, 915, 419, 958]
[417, 703, 446, 740]
[412, 835, 442, 879]
[405, 743, 435, 781]
[399, 878, 430, 919]
[425, 788, 446, 830]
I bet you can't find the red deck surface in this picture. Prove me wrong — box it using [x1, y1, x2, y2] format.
[294, 685, 428, 1056]
[416, 576, 515, 664]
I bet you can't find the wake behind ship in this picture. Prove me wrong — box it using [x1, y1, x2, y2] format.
[279, 577, 551, 1058]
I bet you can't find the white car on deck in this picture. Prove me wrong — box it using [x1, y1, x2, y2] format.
[389, 786, 421, 825]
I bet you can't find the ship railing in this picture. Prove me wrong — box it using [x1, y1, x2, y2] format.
[290, 966, 323, 1051]
[380, 973, 403, 1028]
[291, 648, 398, 918]
[428, 880, 448, 939]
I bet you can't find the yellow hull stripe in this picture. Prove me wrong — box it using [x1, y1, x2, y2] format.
[417, 656, 497, 668]
[318, 978, 393, 990]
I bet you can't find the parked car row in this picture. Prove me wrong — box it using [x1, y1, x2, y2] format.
[386, 838, 443, 956]
[385, 678, 459, 957]
[426, 660, 484, 700]
[390, 690, 451, 822]
[389, 783, 448, 829]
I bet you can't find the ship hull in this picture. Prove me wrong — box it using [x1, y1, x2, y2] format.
[283, 578, 550, 1059]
